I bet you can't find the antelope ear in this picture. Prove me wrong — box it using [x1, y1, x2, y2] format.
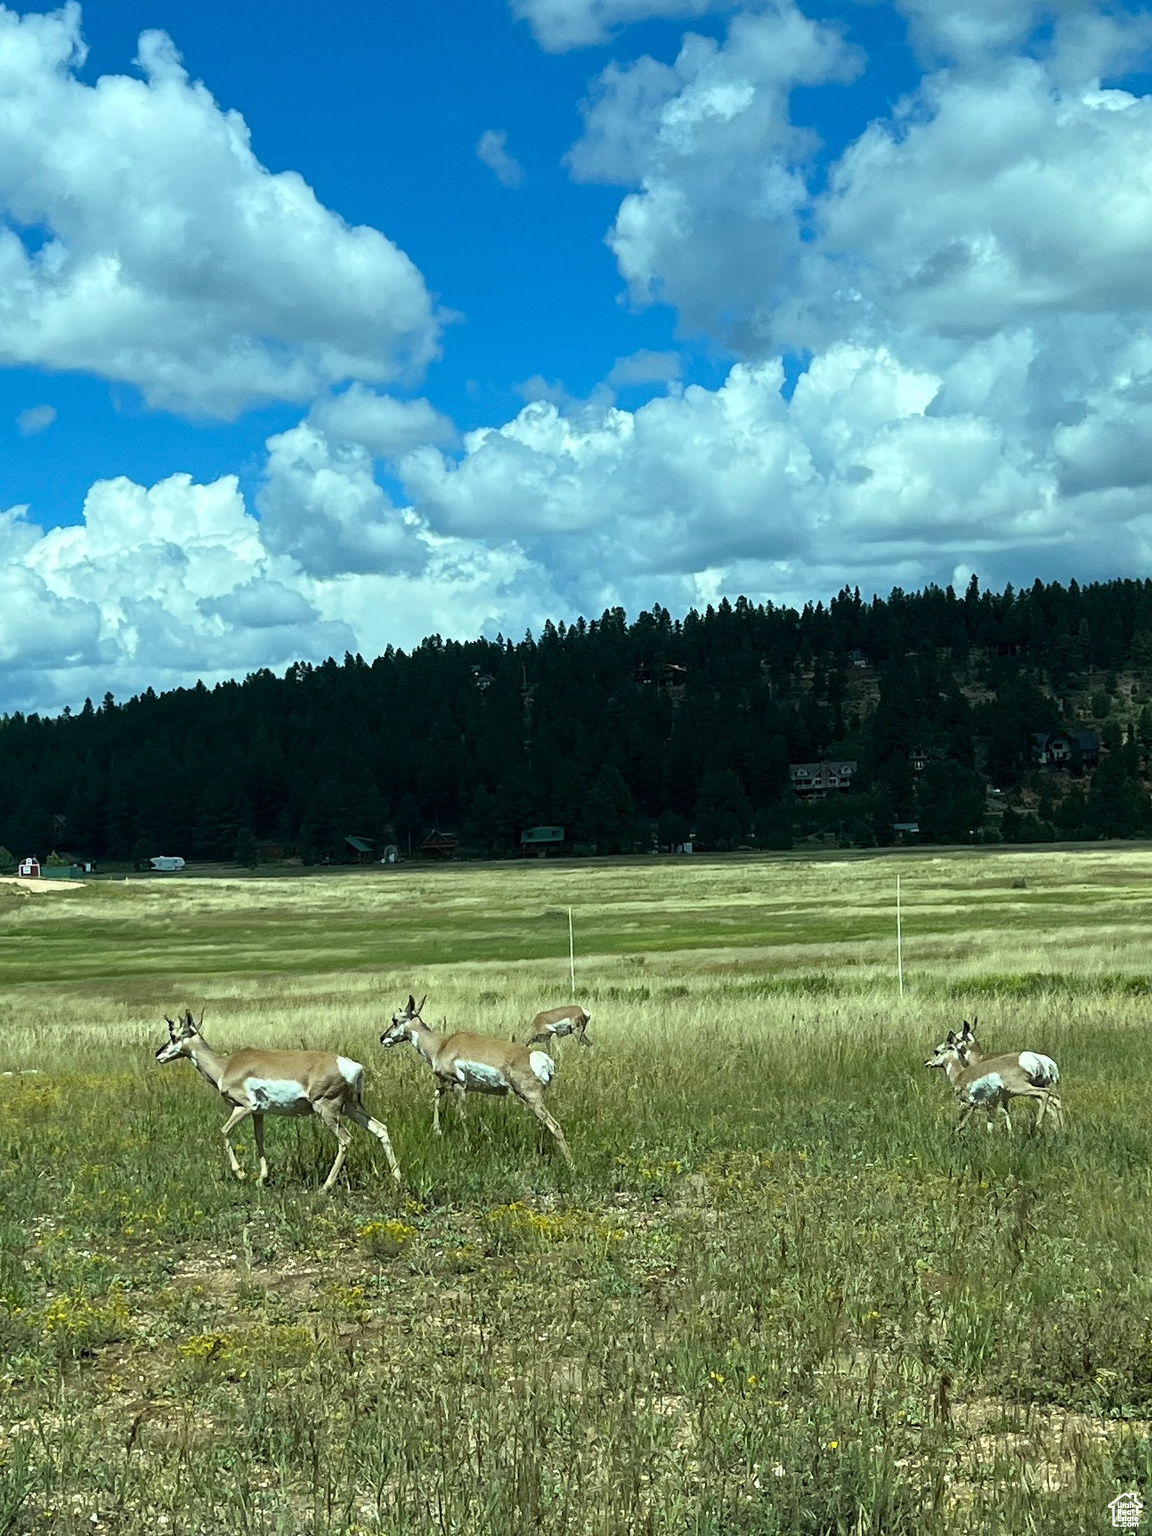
[946, 1030, 956, 1045]
[961, 1020, 973, 1039]
[164, 1015, 177, 1038]
[406, 994, 416, 1012]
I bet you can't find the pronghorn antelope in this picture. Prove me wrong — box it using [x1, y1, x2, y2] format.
[381, 995, 574, 1168]
[953, 1017, 1060, 1086]
[924, 1024, 1064, 1132]
[524, 1004, 592, 1052]
[155, 1011, 401, 1189]
[953, 1016, 1062, 1128]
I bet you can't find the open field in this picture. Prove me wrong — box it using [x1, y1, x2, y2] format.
[2, 848, 1152, 1533]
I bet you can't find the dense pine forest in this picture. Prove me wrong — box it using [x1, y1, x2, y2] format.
[6, 575, 1152, 868]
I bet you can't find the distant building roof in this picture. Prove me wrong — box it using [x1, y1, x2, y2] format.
[420, 830, 459, 858]
[1030, 729, 1100, 755]
[521, 825, 565, 844]
[791, 761, 857, 775]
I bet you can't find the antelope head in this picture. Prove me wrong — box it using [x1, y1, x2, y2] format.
[924, 1029, 962, 1071]
[380, 993, 427, 1048]
[156, 1009, 202, 1064]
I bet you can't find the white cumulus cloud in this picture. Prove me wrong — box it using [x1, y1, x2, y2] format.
[257, 421, 429, 579]
[0, 473, 352, 708]
[569, 6, 859, 343]
[0, 4, 439, 417]
[401, 350, 1065, 592]
[308, 386, 456, 462]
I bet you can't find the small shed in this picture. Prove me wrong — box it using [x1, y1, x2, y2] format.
[17, 856, 39, 878]
[345, 835, 372, 864]
[522, 829, 565, 854]
[521, 825, 565, 857]
[420, 830, 459, 861]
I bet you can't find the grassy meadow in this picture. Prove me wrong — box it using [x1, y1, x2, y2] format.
[2, 848, 1152, 1533]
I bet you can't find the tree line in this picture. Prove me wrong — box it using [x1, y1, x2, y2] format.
[5, 574, 1152, 867]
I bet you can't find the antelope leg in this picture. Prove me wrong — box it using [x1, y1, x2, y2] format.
[520, 1093, 574, 1170]
[253, 1112, 269, 1184]
[220, 1105, 253, 1180]
[316, 1107, 352, 1192]
[432, 1083, 449, 1135]
[348, 1106, 402, 1183]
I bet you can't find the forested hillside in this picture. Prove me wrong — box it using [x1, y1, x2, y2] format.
[6, 575, 1152, 866]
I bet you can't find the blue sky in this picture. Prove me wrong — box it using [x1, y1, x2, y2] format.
[4, 0, 1152, 709]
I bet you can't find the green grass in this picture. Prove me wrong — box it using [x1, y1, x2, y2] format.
[7, 845, 1152, 984]
[1, 848, 1151, 1532]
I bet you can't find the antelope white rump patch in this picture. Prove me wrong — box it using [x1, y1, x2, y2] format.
[529, 1051, 556, 1085]
[245, 1078, 311, 1113]
[1019, 1051, 1058, 1085]
[336, 1056, 363, 1086]
[455, 1060, 508, 1091]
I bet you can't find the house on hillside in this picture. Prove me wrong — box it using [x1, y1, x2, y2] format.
[790, 761, 857, 798]
[1030, 729, 1100, 771]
